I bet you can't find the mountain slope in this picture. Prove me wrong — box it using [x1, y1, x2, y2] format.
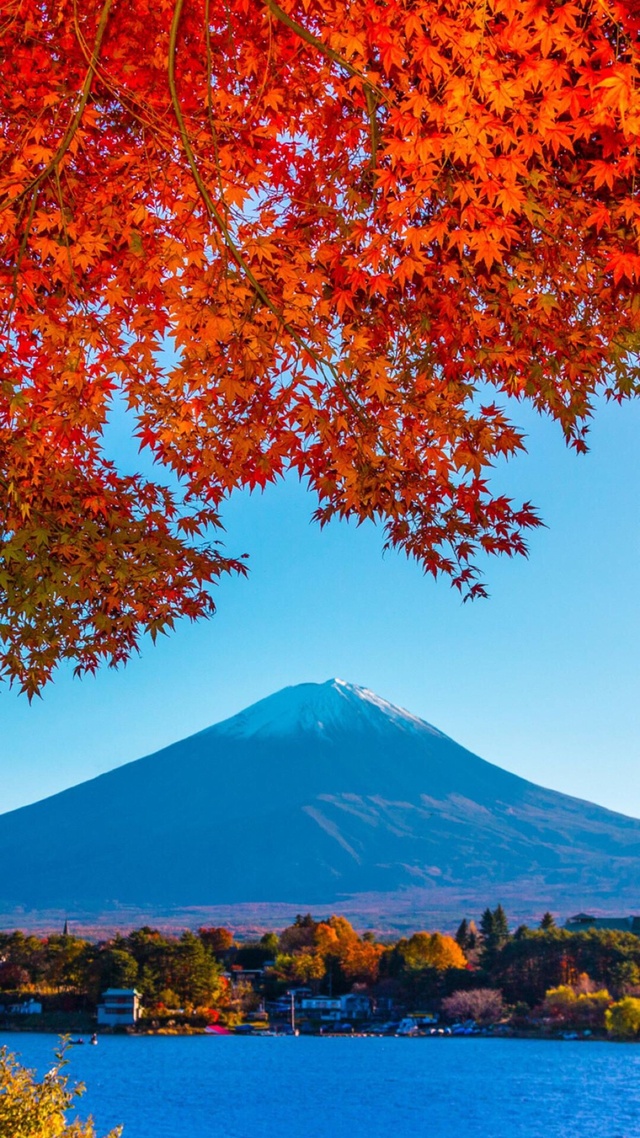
[1, 679, 639, 917]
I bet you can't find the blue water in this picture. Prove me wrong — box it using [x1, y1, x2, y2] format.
[2, 1033, 640, 1138]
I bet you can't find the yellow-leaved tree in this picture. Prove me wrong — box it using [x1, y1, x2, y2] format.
[605, 997, 640, 1040]
[399, 931, 467, 971]
[0, 1045, 122, 1138]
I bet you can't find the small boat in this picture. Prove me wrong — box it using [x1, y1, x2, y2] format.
[68, 1038, 85, 1046]
[90, 1034, 98, 1045]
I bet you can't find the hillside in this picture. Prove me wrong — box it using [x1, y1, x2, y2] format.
[1, 679, 639, 924]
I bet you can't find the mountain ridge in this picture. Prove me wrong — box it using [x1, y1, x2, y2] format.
[1, 678, 639, 923]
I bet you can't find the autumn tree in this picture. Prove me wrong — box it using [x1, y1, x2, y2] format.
[0, 963, 31, 990]
[397, 931, 466, 972]
[271, 950, 326, 984]
[0, 932, 48, 988]
[3, 0, 640, 694]
[335, 937, 383, 985]
[542, 983, 611, 1029]
[268, 915, 383, 989]
[198, 927, 234, 959]
[441, 987, 504, 1024]
[278, 915, 319, 956]
[605, 996, 640, 1040]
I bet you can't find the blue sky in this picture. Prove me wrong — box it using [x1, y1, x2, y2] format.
[2, 394, 639, 818]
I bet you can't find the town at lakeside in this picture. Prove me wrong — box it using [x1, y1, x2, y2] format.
[2, 909, 640, 1041]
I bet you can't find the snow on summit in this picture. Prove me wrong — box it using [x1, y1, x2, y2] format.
[212, 678, 445, 740]
[3, 676, 640, 919]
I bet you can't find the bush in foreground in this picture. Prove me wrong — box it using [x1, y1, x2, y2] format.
[0, 1043, 122, 1137]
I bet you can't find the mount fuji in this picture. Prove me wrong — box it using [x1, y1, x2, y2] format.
[1, 679, 639, 925]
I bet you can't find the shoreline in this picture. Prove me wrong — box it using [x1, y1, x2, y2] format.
[0, 1025, 633, 1043]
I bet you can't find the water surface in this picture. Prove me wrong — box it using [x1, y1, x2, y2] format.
[2, 1033, 638, 1138]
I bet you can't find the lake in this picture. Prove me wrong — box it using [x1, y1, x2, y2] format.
[1, 1033, 639, 1138]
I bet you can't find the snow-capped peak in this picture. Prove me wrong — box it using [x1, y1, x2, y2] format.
[211, 678, 445, 741]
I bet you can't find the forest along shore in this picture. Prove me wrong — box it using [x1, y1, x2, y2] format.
[1, 909, 640, 1041]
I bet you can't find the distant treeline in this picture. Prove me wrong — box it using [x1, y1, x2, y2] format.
[2, 909, 640, 1036]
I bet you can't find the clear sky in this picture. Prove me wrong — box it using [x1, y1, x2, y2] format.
[2, 393, 639, 818]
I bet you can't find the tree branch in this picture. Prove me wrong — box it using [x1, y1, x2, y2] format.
[262, 0, 385, 100]
[263, 0, 384, 167]
[169, 0, 370, 423]
[0, 0, 114, 213]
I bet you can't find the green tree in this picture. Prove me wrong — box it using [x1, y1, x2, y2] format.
[611, 961, 640, 996]
[233, 943, 275, 970]
[540, 912, 556, 931]
[480, 908, 495, 943]
[606, 997, 640, 1040]
[260, 933, 280, 956]
[98, 948, 139, 992]
[491, 929, 578, 1006]
[493, 906, 510, 943]
[173, 932, 223, 1008]
[455, 920, 470, 952]
[466, 921, 478, 951]
[124, 927, 173, 1006]
[480, 906, 510, 968]
[44, 936, 96, 993]
[0, 1045, 121, 1137]
[0, 932, 48, 987]
[455, 919, 478, 952]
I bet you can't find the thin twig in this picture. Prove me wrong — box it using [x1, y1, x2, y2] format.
[263, 0, 385, 166]
[168, 0, 369, 423]
[262, 0, 386, 101]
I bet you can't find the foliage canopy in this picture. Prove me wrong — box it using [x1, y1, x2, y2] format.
[2, 0, 640, 692]
[605, 995, 640, 1039]
[0, 1044, 121, 1138]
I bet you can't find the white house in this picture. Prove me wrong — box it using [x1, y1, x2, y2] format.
[8, 998, 42, 1015]
[97, 988, 141, 1026]
[341, 993, 372, 1020]
[300, 996, 342, 1022]
[299, 994, 373, 1022]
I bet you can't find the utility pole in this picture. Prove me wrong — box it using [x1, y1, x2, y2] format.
[289, 990, 296, 1034]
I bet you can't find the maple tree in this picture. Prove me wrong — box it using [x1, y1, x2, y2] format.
[2, 0, 640, 694]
